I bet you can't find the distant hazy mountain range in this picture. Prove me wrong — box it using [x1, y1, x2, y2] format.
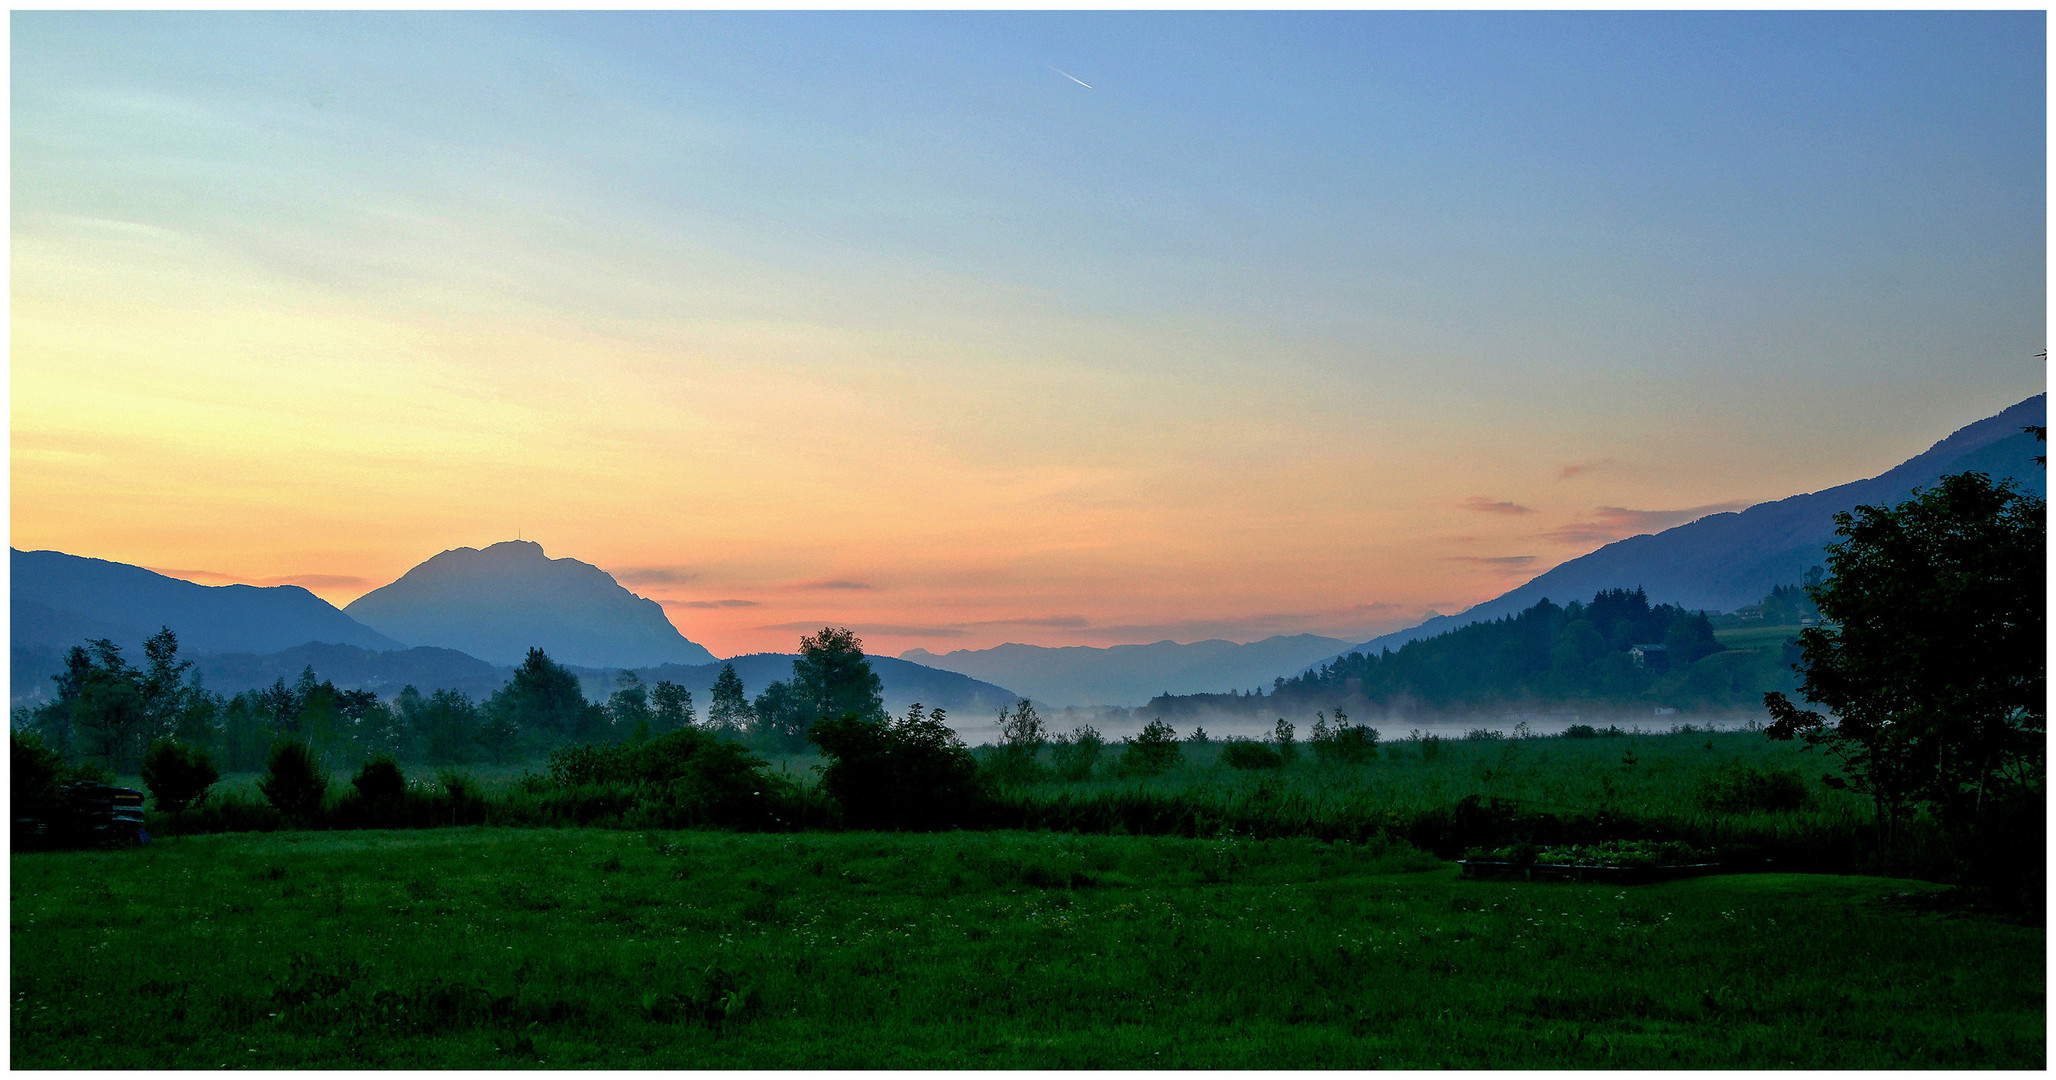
[1327, 393, 2047, 666]
[11, 542, 1016, 716]
[12, 548, 403, 657]
[345, 540, 717, 668]
[902, 634, 1352, 708]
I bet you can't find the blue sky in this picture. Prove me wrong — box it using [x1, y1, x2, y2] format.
[13, 12, 2046, 654]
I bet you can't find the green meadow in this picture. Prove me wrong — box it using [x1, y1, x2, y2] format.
[12, 824, 2043, 1069]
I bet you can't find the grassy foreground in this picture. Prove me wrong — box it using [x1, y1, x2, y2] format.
[13, 828, 2043, 1068]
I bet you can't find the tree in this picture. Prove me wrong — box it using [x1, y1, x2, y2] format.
[73, 670, 147, 773]
[750, 680, 812, 754]
[1048, 724, 1105, 781]
[809, 703, 989, 830]
[793, 627, 885, 726]
[417, 689, 484, 765]
[139, 739, 220, 816]
[486, 648, 587, 744]
[607, 671, 654, 735]
[1663, 612, 1724, 668]
[1271, 717, 1299, 765]
[651, 681, 695, 734]
[258, 738, 329, 823]
[990, 699, 1048, 783]
[1765, 471, 2044, 848]
[707, 663, 752, 734]
[1117, 718, 1183, 776]
[139, 627, 194, 747]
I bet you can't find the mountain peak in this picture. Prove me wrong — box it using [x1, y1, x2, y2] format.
[345, 543, 716, 668]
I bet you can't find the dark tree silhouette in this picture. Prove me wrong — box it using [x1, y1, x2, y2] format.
[1766, 471, 2045, 849]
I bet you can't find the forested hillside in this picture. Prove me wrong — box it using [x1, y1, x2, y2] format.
[1151, 587, 1802, 719]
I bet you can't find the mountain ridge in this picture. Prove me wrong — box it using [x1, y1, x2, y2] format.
[11, 548, 404, 657]
[1325, 393, 2047, 666]
[344, 540, 717, 669]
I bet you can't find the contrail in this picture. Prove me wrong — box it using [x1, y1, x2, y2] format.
[1049, 65, 1092, 89]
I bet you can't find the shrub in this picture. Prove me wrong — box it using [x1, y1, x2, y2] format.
[12, 730, 69, 838]
[1697, 761, 1812, 814]
[139, 739, 220, 814]
[351, 755, 407, 802]
[809, 705, 991, 831]
[1221, 739, 1283, 771]
[540, 728, 787, 829]
[439, 769, 485, 823]
[258, 739, 329, 823]
[1271, 718, 1298, 765]
[1418, 734, 1442, 762]
[1049, 725, 1105, 782]
[1311, 715, 1379, 766]
[989, 699, 1049, 785]
[1117, 719, 1183, 777]
[1563, 724, 1599, 739]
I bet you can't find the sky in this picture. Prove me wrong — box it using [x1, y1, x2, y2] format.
[11, 11, 2047, 659]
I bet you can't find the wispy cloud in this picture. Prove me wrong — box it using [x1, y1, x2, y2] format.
[146, 566, 369, 590]
[269, 573, 373, 590]
[664, 598, 759, 609]
[1443, 555, 1537, 569]
[755, 620, 968, 637]
[1559, 459, 1613, 479]
[1541, 502, 1750, 546]
[964, 615, 1091, 629]
[792, 579, 877, 591]
[612, 566, 699, 586]
[1462, 496, 1534, 515]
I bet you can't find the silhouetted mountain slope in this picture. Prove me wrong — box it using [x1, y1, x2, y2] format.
[901, 634, 1351, 708]
[1332, 394, 2047, 665]
[11, 548, 403, 657]
[344, 540, 716, 669]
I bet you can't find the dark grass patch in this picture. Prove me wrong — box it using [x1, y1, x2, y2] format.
[10, 829, 2045, 1069]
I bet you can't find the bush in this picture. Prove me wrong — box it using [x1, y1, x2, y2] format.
[139, 739, 220, 814]
[351, 756, 408, 802]
[1418, 734, 1443, 762]
[1697, 761, 1812, 814]
[1311, 720, 1379, 766]
[809, 705, 990, 831]
[1116, 719, 1183, 777]
[258, 739, 329, 823]
[1221, 739, 1283, 771]
[1049, 725, 1105, 782]
[439, 769, 485, 824]
[1563, 724, 1599, 739]
[1271, 718, 1298, 765]
[988, 699, 1050, 785]
[12, 730, 69, 837]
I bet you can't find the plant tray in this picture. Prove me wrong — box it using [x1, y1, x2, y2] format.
[1457, 859, 1724, 884]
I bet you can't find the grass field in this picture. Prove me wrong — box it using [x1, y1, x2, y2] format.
[12, 827, 2043, 1068]
[150, 729, 1847, 822]
[1712, 623, 1807, 652]
[1009, 728, 1845, 819]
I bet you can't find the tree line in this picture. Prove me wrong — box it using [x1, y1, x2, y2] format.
[11, 625, 889, 775]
